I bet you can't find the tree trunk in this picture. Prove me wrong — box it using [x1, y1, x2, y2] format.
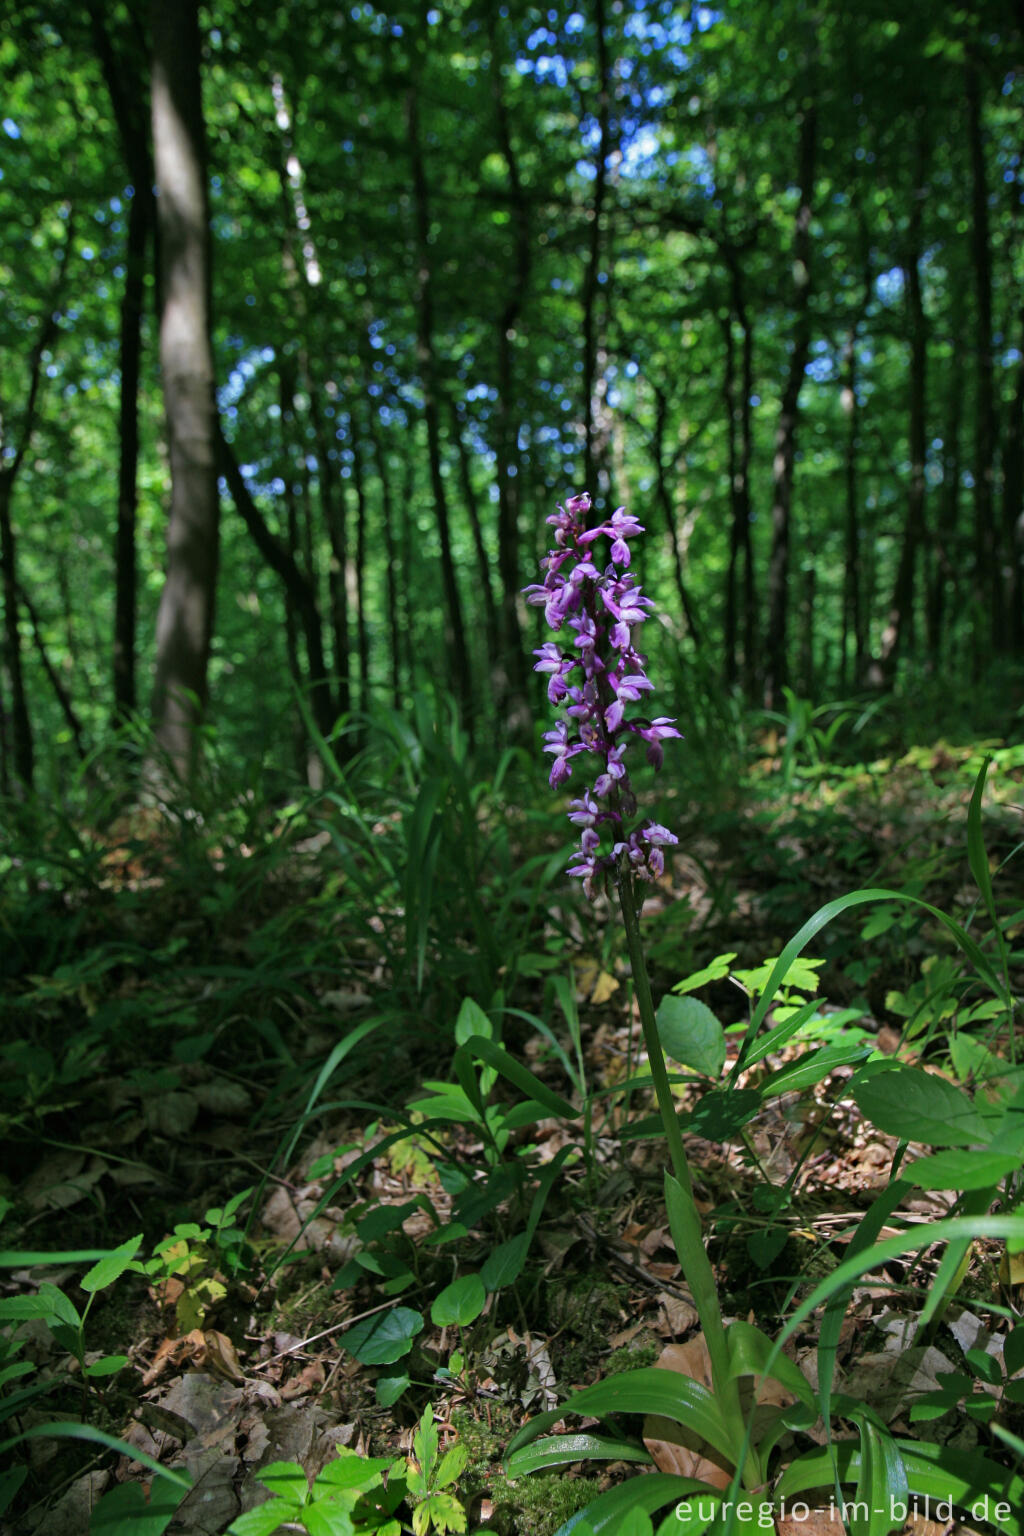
[351, 426, 370, 716]
[927, 287, 965, 664]
[966, 55, 1000, 653]
[0, 476, 33, 789]
[450, 400, 501, 676]
[149, 0, 220, 782]
[487, 10, 532, 729]
[763, 106, 816, 709]
[875, 123, 929, 682]
[652, 387, 702, 645]
[216, 429, 333, 740]
[720, 254, 755, 690]
[580, 0, 611, 497]
[406, 82, 472, 722]
[89, 3, 154, 722]
[840, 236, 871, 687]
[1002, 304, 1024, 651]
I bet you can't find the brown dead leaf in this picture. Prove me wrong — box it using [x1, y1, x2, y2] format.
[142, 1329, 245, 1388]
[644, 1337, 732, 1489]
[281, 1360, 325, 1400]
[654, 1292, 698, 1338]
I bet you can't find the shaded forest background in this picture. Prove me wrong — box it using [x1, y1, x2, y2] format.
[2, 0, 1023, 796]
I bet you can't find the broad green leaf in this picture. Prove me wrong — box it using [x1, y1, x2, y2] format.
[435, 1442, 469, 1488]
[480, 1235, 527, 1291]
[375, 1369, 410, 1407]
[1004, 1324, 1024, 1377]
[256, 1461, 310, 1502]
[315, 1452, 390, 1492]
[454, 998, 491, 1046]
[656, 995, 726, 1078]
[89, 1480, 183, 1536]
[430, 1273, 485, 1326]
[908, 1149, 1019, 1190]
[852, 1067, 987, 1147]
[851, 1417, 907, 1536]
[724, 1320, 815, 1410]
[411, 1490, 465, 1536]
[304, 1503, 357, 1536]
[550, 1475, 716, 1536]
[552, 1368, 735, 1466]
[340, 1307, 423, 1365]
[672, 956, 735, 996]
[81, 1234, 143, 1294]
[229, 1503, 304, 1536]
[506, 1433, 652, 1477]
[757, 1040, 871, 1098]
[681, 1089, 760, 1141]
[84, 1354, 128, 1378]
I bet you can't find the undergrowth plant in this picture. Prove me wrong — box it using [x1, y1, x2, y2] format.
[506, 490, 1024, 1536]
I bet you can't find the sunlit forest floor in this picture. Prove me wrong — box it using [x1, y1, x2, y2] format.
[2, 691, 1023, 1536]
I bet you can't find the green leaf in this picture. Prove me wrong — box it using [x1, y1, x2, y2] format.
[757, 1040, 871, 1098]
[480, 1235, 527, 1291]
[339, 1308, 423, 1365]
[724, 1320, 815, 1410]
[256, 1462, 310, 1502]
[672, 955, 736, 996]
[552, 1369, 735, 1466]
[375, 1369, 411, 1407]
[89, 1481, 183, 1536]
[0, 1423, 191, 1489]
[315, 1452, 390, 1492]
[454, 998, 492, 1046]
[431, 1273, 485, 1326]
[1004, 1324, 1024, 1378]
[81, 1234, 143, 1294]
[304, 1503, 357, 1536]
[458, 1035, 576, 1119]
[84, 1354, 128, 1378]
[656, 995, 726, 1078]
[0, 1466, 27, 1519]
[908, 1149, 1020, 1189]
[229, 1503, 303, 1536]
[852, 1067, 987, 1147]
[414, 1404, 439, 1483]
[965, 1347, 1002, 1385]
[851, 1417, 907, 1536]
[434, 1443, 469, 1488]
[681, 1089, 760, 1141]
[506, 1433, 652, 1477]
[550, 1475, 716, 1536]
[411, 1489, 465, 1536]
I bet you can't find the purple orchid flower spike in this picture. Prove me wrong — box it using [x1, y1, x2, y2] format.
[525, 490, 681, 898]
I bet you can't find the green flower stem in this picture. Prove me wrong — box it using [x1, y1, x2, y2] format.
[617, 869, 758, 1485]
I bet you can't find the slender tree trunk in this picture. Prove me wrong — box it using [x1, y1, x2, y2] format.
[0, 477, 33, 789]
[966, 56, 1001, 653]
[450, 400, 501, 674]
[364, 379, 402, 710]
[149, 0, 220, 781]
[1002, 304, 1024, 650]
[16, 582, 87, 760]
[651, 389, 702, 645]
[875, 124, 929, 682]
[216, 430, 333, 739]
[406, 82, 472, 722]
[488, 11, 532, 728]
[581, 0, 611, 496]
[927, 288, 965, 664]
[763, 106, 816, 709]
[351, 426, 370, 716]
[840, 237, 871, 687]
[0, 211, 72, 792]
[89, 3, 153, 722]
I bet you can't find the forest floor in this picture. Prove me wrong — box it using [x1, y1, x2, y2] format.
[1, 724, 1023, 1536]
